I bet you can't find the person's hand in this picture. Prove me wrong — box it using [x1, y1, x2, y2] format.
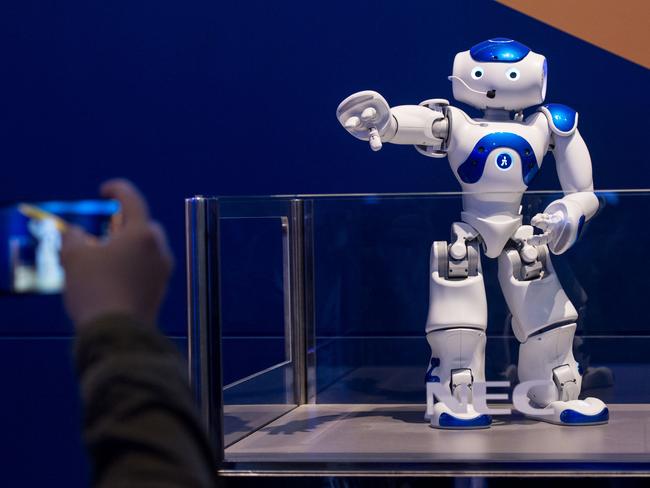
[60, 179, 174, 328]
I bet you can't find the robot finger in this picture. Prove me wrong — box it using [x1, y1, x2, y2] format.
[344, 116, 361, 129]
[527, 232, 551, 247]
[368, 127, 383, 151]
[361, 107, 377, 122]
[531, 213, 551, 229]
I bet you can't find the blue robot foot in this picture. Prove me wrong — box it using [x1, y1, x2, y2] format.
[526, 397, 609, 426]
[430, 402, 492, 430]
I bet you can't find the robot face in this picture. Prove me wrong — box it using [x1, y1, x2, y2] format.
[450, 39, 547, 111]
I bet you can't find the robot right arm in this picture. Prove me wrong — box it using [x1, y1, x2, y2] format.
[530, 105, 600, 255]
[336, 90, 449, 156]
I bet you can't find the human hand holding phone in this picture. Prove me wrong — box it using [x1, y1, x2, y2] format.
[60, 179, 174, 328]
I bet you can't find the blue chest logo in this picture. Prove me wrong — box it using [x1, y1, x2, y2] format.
[496, 152, 513, 171]
[457, 132, 539, 185]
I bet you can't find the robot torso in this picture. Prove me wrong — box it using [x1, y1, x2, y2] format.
[445, 106, 551, 257]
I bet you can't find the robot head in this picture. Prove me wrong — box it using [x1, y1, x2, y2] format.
[450, 38, 547, 111]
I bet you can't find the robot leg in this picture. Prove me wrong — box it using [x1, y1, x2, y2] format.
[498, 226, 608, 425]
[425, 222, 490, 429]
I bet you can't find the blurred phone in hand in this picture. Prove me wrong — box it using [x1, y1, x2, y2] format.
[0, 199, 119, 294]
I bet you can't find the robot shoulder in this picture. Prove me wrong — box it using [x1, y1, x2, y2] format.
[537, 103, 578, 137]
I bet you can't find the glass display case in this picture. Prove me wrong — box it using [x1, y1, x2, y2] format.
[185, 191, 650, 476]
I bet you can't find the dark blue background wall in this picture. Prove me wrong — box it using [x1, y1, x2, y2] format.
[1, 0, 648, 485]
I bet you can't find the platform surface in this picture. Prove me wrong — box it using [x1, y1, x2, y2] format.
[225, 403, 650, 464]
[224, 404, 296, 447]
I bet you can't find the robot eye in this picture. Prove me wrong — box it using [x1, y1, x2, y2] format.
[471, 67, 484, 80]
[505, 68, 521, 81]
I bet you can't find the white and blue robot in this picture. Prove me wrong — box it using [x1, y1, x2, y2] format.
[336, 38, 608, 429]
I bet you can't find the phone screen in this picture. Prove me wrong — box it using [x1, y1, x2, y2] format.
[0, 200, 119, 294]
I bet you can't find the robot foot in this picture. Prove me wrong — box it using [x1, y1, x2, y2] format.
[430, 402, 492, 430]
[527, 397, 609, 426]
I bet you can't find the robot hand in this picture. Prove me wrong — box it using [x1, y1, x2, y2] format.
[531, 193, 591, 255]
[530, 209, 579, 255]
[336, 90, 393, 151]
[529, 211, 563, 246]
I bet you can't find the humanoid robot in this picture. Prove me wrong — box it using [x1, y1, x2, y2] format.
[336, 38, 608, 429]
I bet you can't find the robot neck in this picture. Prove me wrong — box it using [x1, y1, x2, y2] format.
[482, 108, 512, 121]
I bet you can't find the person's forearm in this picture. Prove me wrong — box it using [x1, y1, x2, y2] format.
[75, 314, 217, 488]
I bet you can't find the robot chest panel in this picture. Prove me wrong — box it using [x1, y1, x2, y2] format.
[447, 114, 549, 191]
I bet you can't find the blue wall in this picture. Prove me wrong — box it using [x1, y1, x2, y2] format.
[1, 0, 648, 485]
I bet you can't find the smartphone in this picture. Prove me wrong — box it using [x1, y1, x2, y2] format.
[0, 199, 119, 294]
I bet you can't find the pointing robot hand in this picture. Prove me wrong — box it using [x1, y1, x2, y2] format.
[336, 90, 393, 152]
[529, 211, 565, 248]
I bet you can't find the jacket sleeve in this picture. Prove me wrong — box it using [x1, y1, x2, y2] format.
[75, 314, 218, 488]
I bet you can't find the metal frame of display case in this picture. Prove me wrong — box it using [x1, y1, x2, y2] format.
[186, 193, 650, 477]
[186, 196, 317, 463]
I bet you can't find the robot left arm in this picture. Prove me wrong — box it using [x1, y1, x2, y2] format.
[336, 90, 448, 152]
[531, 106, 600, 255]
